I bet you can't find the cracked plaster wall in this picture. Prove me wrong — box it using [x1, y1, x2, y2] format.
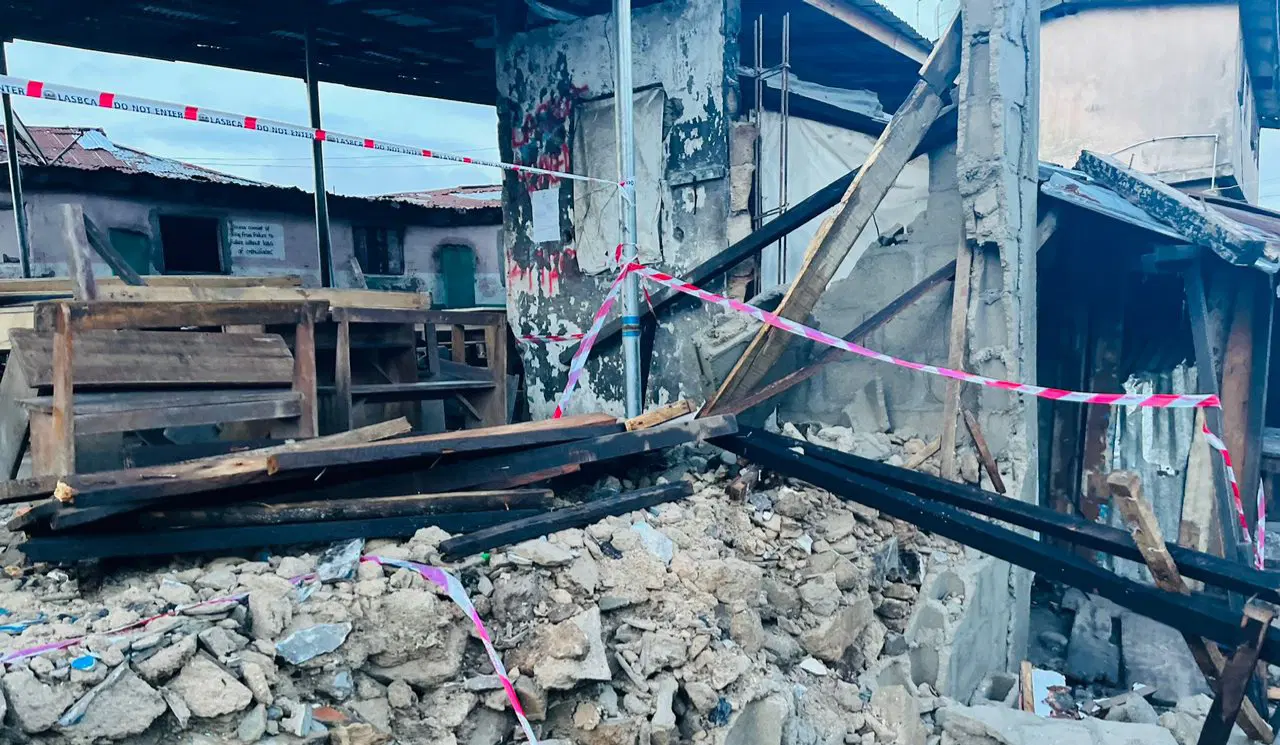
[497, 0, 736, 418]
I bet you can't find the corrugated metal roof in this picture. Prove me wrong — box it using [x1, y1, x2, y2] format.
[0, 125, 262, 186]
[381, 184, 502, 210]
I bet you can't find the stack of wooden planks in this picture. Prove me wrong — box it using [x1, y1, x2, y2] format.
[5, 405, 733, 563]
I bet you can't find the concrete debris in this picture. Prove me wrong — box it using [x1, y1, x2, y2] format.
[939, 703, 1178, 745]
[0, 440, 962, 744]
[274, 622, 353, 664]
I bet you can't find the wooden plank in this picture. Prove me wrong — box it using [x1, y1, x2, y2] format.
[1019, 661, 1035, 713]
[83, 490, 556, 531]
[963, 409, 1007, 494]
[1186, 264, 1251, 566]
[20, 510, 543, 562]
[702, 14, 962, 416]
[49, 304, 75, 476]
[291, 311, 319, 439]
[61, 204, 98, 302]
[0, 276, 301, 292]
[0, 358, 33, 480]
[1197, 605, 1275, 745]
[1242, 272, 1272, 529]
[0, 417, 412, 507]
[903, 439, 941, 470]
[626, 400, 694, 431]
[347, 255, 368, 289]
[804, 0, 927, 63]
[81, 212, 145, 286]
[450, 324, 466, 363]
[318, 380, 494, 401]
[439, 482, 693, 559]
[718, 260, 957, 417]
[940, 235, 973, 481]
[716, 430, 1280, 664]
[95, 285, 428, 310]
[333, 319, 353, 433]
[8, 330, 295, 388]
[43, 395, 302, 437]
[1079, 271, 1126, 523]
[267, 414, 624, 474]
[784, 430, 1280, 604]
[1221, 271, 1256, 527]
[327, 307, 430, 325]
[1108, 470, 1274, 743]
[476, 314, 508, 427]
[20, 390, 302, 415]
[0, 305, 34, 352]
[1183, 409, 1218, 567]
[1076, 151, 1266, 267]
[33, 300, 326, 332]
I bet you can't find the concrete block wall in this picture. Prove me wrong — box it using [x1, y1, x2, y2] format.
[777, 144, 961, 440]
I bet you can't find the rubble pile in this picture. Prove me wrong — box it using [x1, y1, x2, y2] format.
[0, 427, 1259, 745]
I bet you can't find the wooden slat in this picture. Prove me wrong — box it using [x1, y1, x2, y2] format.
[21, 510, 542, 562]
[31, 394, 302, 437]
[328, 307, 431, 325]
[81, 212, 146, 286]
[8, 330, 295, 387]
[1108, 471, 1273, 743]
[0, 417, 412, 507]
[266, 414, 623, 474]
[703, 14, 962, 416]
[439, 482, 693, 558]
[19, 390, 302, 415]
[476, 313, 508, 426]
[963, 409, 1007, 494]
[87, 490, 556, 531]
[95, 285, 428, 311]
[49, 304, 75, 476]
[292, 312, 318, 438]
[33, 300, 326, 332]
[0, 275, 302, 292]
[62, 204, 98, 302]
[940, 236, 973, 480]
[333, 319, 353, 433]
[626, 400, 694, 431]
[1197, 605, 1274, 745]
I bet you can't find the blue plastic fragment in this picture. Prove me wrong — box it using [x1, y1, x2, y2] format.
[70, 655, 96, 671]
[709, 697, 731, 727]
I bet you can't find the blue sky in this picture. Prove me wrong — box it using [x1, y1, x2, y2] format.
[5, 41, 504, 197]
[8, 34, 1280, 207]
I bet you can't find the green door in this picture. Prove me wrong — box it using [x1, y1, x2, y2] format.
[108, 229, 153, 276]
[439, 244, 476, 308]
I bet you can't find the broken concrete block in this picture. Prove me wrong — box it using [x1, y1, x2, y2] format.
[1065, 600, 1120, 685]
[1121, 612, 1211, 699]
[801, 597, 874, 662]
[939, 703, 1178, 745]
[167, 656, 253, 718]
[871, 685, 925, 745]
[842, 378, 891, 434]
[2, 667, 74, 733]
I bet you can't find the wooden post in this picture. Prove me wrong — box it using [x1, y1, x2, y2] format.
[61, 204, 98, 301]
[48, 303, 75, 476]
[292, 310, 319, 438]
[940, 234, 973, 480]
[1197, 605, 1275, 745]
[333, 319, 353, 433]
[1079, 274, 1126, 523]
[1108, 471, 1274, 742]
[963, 409, 1006, 493]
[475, 315, 509, 427]
[451, 325, 466, 365]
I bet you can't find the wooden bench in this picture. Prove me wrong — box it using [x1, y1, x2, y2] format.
[0, 300, 325, 477]
[319, 307, 507, 433]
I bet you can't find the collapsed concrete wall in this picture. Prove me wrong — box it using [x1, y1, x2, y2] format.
[498, 0, 736, 418]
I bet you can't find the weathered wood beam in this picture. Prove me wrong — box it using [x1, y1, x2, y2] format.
[1109, 471, 1273, 743]
[703, 14, 962, 417]
[715, 429, 1280, 663]
[940, 235, 973, 480]
[1196, 605, 1275, 745]
[1076, 151, 1265, 267]
[81, 212, 146, 286]
[439, 482, 693, 559]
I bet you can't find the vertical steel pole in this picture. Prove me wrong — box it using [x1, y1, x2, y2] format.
[305, 28, 334, 288]
[0, 46, 30, 278]
[615, 0, 642, 417]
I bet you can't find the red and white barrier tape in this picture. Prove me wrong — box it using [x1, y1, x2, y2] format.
[0, 74, 612, 188]
[551, 263, 1261, 567]
[551, 269, 629, 419]
[2, 555, 539, 742]
[519, 332, 587, 344]
[1200, 425, 1256, 563]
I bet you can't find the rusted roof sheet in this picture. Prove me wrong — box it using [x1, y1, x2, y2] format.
[0, 126, 261, 186]
[381, 184, 502, 210]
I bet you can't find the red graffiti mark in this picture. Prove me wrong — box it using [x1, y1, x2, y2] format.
[511, 84, 588, 191]
[507, 246, 577, 298]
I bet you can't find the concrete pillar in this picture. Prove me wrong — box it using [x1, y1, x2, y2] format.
[954, 0, 1040, 677]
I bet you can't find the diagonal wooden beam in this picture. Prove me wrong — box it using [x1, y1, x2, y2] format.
[1108, 471, 1274, 743]
[702, 13, 963, 417]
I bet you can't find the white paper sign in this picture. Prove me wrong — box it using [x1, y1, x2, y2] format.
[228, 221, 285, 260]
[530, 186, 561, 243]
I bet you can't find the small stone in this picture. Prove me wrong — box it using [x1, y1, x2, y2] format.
[802, 598, 874, 662]
[2, 668, 74, 733]
[574, 701, 602, 731]
[168, 657, 253, 718]
[387, 680, 417, 709]
[512, 539, 575, 567]
[515, 677, 547, 722]
[242, 662, 273, 705]
[275, 556, 312, 579]
[825, 513, 857, 543]
[799, 576, 842, 616]
[729, 608, 765, 654]
[237, 704, 268, 743]
[799, 657, 830, 676]
[197, 568, 237, 591]
[1105, 695, 1159, 725]
[162, 688, 191, 730]
[631, 522, 675, 565]
[158, 579, 198, 606]
[685, 681, 719, 712]
[199, 626, 247, 659]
